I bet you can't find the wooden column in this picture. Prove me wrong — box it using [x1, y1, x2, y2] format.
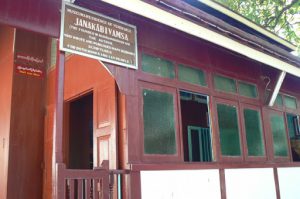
[53, 40, 65, 198]
[268, 71, 286, 106]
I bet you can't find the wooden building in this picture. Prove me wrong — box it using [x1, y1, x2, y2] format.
[1, 0, 300, 198]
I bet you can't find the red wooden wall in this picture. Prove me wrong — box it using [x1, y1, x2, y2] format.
[0, 0, 60, 37]
[6, 29, 47, 199]
[0, 26, 47, 199]
[0, 25, 14, 199]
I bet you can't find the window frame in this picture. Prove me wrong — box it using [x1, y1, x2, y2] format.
[237, 80, 259, 99]
[213, 98, 244, 162]
[140, 53, 175, 79]
[286, 112, 300, 162]
[283, 94, 298, 112]
[240, 103, 267, 161]
[139, 81, 181, 162]
[177, 63, 208, 88]
[178, 90, 215, 163]
[213, 74, 238, 95]
[265, 109, 291, 162]
[137, 49, 300, 165]
[212, 73, 260, 105]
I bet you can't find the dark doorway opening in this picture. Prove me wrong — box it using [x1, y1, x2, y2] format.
[68, 92, 93, 169]
[180, 90, 212, 162]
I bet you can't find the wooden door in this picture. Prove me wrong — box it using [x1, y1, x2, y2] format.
[94, 80, 118, 170]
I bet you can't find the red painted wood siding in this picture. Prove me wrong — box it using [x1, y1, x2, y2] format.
[0, 25, 14, 199]
[0, 0, 61, 37]
[6, 29, 47, 199]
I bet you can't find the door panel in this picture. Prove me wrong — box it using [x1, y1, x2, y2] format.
[95, 81, 117, 169]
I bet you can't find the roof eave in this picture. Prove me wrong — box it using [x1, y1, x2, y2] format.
[100, 0, 300, 77]
[198, 0, 297, 52]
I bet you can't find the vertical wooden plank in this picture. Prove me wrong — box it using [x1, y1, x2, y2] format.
[273, 168, 281, 199]
[103, 174, 110, 199]
[56, 163, 66, 199]
[69, 179, 75, 199]
[78, 179, 83, 199]
[54, 49, 65, 163]
[129, 171, 141, 199]
[93, 179, 100, 199]
[53, 45, 65, 199]
[85, 179, 91, 199]
[219, 169, 227, 199]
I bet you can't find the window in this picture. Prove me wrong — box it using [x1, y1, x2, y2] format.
[179, 91, 212, 162]
[142, 53, 175, 78]
[217, 103, 241, 156]
[214, 75, 237, 93]
[287, 113, 300, 161]
[274, 94, 284, 107]
[243, 108, 265, 156]
[269, 112, 289, 157]
[284, 95, 297, 110]
[178, 64, 206, 86]
[143, 89, 176, 154]
[238, 81, 258, 98]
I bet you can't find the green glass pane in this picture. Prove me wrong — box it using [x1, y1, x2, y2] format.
[143, 89, 176, 154]
[244, 109, 265, 156]
[284, 95, 297, 109]
[178, 64, 207, 86]
[217, 104, 241, 156]
[270, 113, 289, 157]
[214, 75, 237, 93]
[287, 114, 297, 138]
[274, 94, 283, 107]
[142, 54, 175, 78]
[238, 82, 258, 98]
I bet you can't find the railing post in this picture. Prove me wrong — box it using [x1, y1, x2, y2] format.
[109, 172, 114, 199]
[102, 160, 110, 199]
[56, 163, 66, 199]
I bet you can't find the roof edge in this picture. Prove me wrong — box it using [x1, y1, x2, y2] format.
[100, 0, 300, 77]
[199, 0, 297, 51]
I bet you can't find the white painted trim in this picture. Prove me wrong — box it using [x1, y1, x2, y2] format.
[101, 0, 300, 77]
[268, 71, 286, 107]
[63, 0, 75, 3]
[198, 0, 297, 51]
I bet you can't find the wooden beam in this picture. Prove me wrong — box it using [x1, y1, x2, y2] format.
[268, 71, 286, 107]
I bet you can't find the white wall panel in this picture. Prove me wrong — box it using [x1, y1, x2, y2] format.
[140, 170, 221, 199]
[225, 168, 276, 199]
[278, 167, 300, 199]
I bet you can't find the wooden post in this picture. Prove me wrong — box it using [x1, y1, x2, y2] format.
[53, 39, 65, 199]
[268, 71, 286, 106]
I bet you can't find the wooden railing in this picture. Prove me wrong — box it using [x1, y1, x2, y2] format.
[57, 161, 110, 199]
